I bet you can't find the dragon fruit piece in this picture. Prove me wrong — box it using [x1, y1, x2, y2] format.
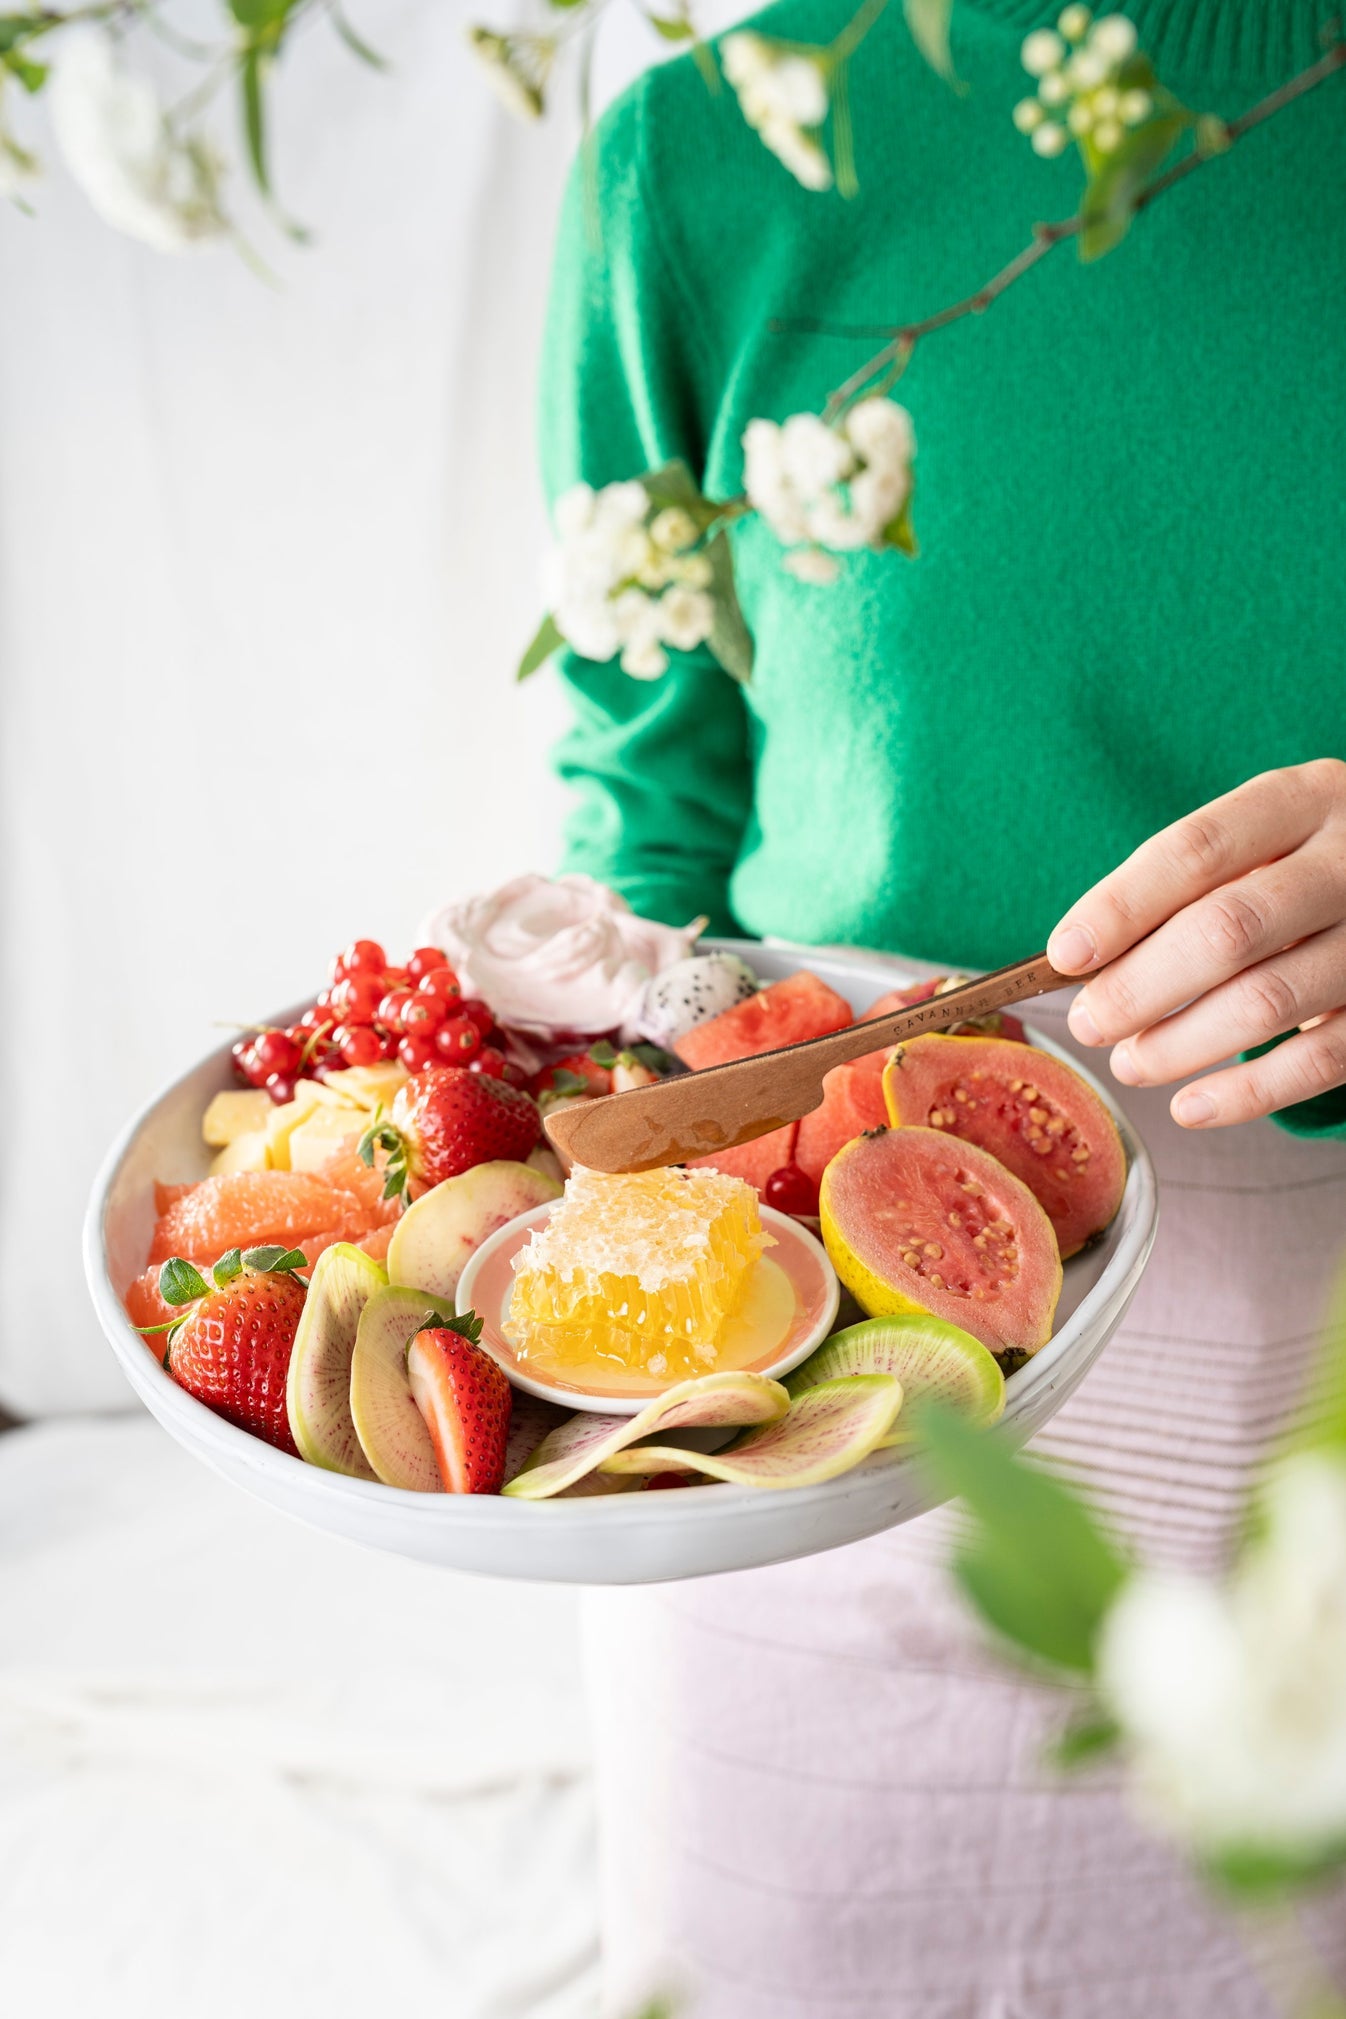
[634, 952, 760, 1048]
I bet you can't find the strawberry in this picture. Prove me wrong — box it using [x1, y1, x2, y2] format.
[531, 1051, 612, 1099]
[406, 1316, 512, 1494]
[148, 1246, 308, 1454]
[359, 1065, 541, 1200]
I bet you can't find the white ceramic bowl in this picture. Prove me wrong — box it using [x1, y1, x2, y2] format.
[85, 942, 1158, 1585]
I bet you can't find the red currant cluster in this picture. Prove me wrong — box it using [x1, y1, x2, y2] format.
[231, 940, 524, 1104]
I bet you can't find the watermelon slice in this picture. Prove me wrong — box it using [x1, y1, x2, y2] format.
[674, 970, 853, 1071]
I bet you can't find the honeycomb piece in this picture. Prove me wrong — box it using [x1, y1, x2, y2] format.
[506, 1164, 772, 1381]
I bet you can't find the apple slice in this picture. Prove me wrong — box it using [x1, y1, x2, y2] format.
[286, 1242, 388, 1477]
[350, 1284, 455, 1491]
[601, 1375, 903, 1488]
[384, 1159, 562, 1303]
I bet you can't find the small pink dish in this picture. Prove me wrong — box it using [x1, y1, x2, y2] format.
[455, 1202, 842, 1415]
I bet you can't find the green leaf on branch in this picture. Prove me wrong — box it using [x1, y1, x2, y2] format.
[705, 526, 754, 683]
[1049, 1709, 1123, 1769]
[917, 1401, 1129, 1674]
[241, 48, 270, 195]
[1201, 1834, 1346, 1901]
[1079, 111, 1187, 262]
[641, 458, 722, 535]
[903, 0, 962, 89]
[3, 48, 46, 90]
[0, 15, 49, 55]
[517, 613, 564, 681]
[330, 3, 387, 68]
[646, 10, 695, 40]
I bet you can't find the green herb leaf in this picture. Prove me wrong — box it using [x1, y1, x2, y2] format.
[918, 1402, 1129, 1674]
[447, 1308, 485, 1344]
[158, 1258, 210, 1307]
[241, 1244, 308, 1275]
[903, 0, 960, 87]
[630, 1042, 677, 1073]
[516, 613, 564, 681]
[587, 1040, 618, 1068]
[548, 1068, 592, 1097]
[212, 1248, 244, 1289]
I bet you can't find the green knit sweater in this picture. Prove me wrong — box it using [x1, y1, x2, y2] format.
[539, 0, 1346, 1133]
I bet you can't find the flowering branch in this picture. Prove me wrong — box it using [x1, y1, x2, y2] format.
[806, 32, 1346, 417]
[523, 16, 1346, 684]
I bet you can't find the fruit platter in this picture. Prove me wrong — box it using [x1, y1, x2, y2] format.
[85, 875, 1157, 1585]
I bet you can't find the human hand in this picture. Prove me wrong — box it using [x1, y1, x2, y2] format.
[1046, 760, 1346, 1128]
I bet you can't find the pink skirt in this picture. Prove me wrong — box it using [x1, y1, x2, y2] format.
[583, 970, 1346, 2018]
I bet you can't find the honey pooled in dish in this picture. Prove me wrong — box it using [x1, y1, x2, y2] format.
[506, 1165, 773, 1382]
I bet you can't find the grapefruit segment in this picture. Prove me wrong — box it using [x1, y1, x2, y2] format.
[882, 1035, 1126, 1258]
[674, 970, 852, 1072]
[820, 1127, 1061, 1357]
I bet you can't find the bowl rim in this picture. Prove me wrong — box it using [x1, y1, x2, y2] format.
[83, 951, 1159, 1529]
[455, 1199, 841, 1414]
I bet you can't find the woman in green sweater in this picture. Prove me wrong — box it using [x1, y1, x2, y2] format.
[540, 3, 1346, 2009]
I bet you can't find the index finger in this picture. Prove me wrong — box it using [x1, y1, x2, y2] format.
[1045, 765, 1330, 974]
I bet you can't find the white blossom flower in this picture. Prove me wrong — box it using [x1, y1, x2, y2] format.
[1098, 1450, 1346, 1861]
[784, 546, 841, 585]
[743, 398, 915, 567]
[466, 27, 555, 121]
[722, 32, 832, 191]
[49, 30, 227, 253]
[545, 478, 717, 678]
[1016, 10, 1156, 164]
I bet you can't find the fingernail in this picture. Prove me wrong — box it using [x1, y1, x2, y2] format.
[1174, 1089, 1216, 1127]
[1069, 997, 1103, 1046]
[1110, 1044, 1140, 1085]
[1048, 922, 1099, 973]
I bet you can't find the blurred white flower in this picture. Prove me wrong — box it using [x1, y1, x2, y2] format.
[722, 32, 832, 191]
[743, 398, 915, 565]
[466, 28, 555, 121]
[546, 479, 716, 678]
[1016, 10, 1156, 163]
[1099, 1450, 1346, 1861]
[784, 546, 841, 585]
[49, 29, 227, 253]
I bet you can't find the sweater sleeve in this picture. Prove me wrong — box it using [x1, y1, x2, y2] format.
[537, 78, 753, 939]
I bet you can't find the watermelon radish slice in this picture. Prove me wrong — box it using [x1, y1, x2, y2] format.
[350, 1284, 456, 1491]
[286, 1242, 387, 1478]
[786, 1313, 1004, 1446]
[501, 1371, 789, 1500]
[502, 1391, 569, 1486]
[883, 1034, 1126, 1257]
[601, 1376, 903, 1488]
[820, 1127, 1061, 1357]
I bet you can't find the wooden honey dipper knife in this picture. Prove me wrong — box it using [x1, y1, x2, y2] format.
[543, 951, 1072, 1175]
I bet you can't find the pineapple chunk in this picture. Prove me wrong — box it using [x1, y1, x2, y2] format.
[209, 1128, 271, 1176]
[287, 1105, 370, 1173]
[202, 1088, 273, 1147]
[330, 1062, 407, 1111]
[265, 1081, 328, 1170]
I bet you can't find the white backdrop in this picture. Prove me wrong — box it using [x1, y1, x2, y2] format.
[0, 0, 747, 1416]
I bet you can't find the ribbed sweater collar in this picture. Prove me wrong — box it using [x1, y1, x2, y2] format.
[961, 0, 1336, 81]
